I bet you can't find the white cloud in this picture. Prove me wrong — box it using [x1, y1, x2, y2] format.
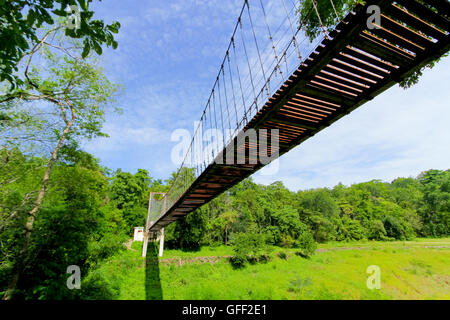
[254, 56, 450, 191]
[83, 124, 171, 153]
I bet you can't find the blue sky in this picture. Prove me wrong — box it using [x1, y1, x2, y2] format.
[82, 0, 450, 191]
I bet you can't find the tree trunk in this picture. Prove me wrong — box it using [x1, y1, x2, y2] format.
[2, 111, 75, 300]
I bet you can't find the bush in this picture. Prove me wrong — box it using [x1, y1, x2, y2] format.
[295, 231, 317, 258]
[368, 219, 388, 240]
[383, 215, 415, 240]
[277, 251, 288, 260]
[230, 232, 268, 267]
[280, 234, 296, 248]
[229, 255, 246, 269]
[79, 271, 120, 300]
[258, 253, 271, 263]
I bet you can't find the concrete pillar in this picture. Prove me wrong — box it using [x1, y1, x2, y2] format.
[158, 228, 165, 257]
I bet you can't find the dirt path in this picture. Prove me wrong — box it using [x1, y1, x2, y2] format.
[159, 244, 449, 267]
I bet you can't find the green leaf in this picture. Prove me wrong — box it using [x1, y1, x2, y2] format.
[92, 41, 102, 55]
[82, 39, 91, 58]
[26, 9, 36, 26]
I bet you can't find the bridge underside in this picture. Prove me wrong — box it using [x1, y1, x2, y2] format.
[150, 0, 450, 232]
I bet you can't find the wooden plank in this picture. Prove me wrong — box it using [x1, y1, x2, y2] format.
[330, 58, 384, 82]
[294, 93, 342, 109]
[352, 32, 415, 67]
[279, 107, 325, 121]
[309, 79, 360, 98]
[286, 99, 334, 114]
[270, 115, 319, 130]
[369, 26, 426, 53]
[385, 3, 447, 41]
[337, 51, 391, 75]
[380, 14, 435, 48]
[301, 84, 356, 106]
[319, 69, 371, 89]
[284, 101, 332, 116]
[343, 45, 399, 71]
[395, 0, 450, 32]
[313, 74, 364, 94]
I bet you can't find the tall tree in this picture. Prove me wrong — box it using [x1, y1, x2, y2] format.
[0, 27, 120, 299]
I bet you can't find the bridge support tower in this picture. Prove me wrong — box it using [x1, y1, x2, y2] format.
[142, 192, 167, 258]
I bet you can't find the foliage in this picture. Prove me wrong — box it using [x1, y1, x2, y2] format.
[165, 206, 209, 251]
[1, 0, 120, 87]
[230, 232, 268, 267]
[295, 231, 317, 258]
[110, 169, 153, 233]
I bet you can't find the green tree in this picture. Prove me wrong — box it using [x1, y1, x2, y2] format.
[110, 169, 152, 232]
[418, 170, 450, 236]
[165, 206, 209, 250]
[1, 0, 120, 86]
[1, 29, 120, 299]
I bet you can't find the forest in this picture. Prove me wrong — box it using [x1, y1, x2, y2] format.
[1, 0, 449, 301]
[0, 145, 448, 298]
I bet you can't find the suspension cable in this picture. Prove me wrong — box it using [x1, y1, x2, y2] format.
[245, 0, 266, 112]
[330, 0, 341, 22]
[311, 0, 329, 40]
[281, 0, 303, 63]
[239, 16, 258, 115]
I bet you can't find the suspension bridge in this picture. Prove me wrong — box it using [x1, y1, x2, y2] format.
[143, 0, 450, 254]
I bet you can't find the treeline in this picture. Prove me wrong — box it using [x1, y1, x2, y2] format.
[165, 168, 449, 250]
[0, 147, 165, 299]
[1, 147, 448, 299]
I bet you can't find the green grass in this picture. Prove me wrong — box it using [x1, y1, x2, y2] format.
[88, 239, 450, 300]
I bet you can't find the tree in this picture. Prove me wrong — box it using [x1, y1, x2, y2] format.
[110, 169, 152, 232]
[209, 210, 237, 246]
[1, 0, 120, 87]
[0, 147, 128, 299]
[418, 170, 450, 236]
[230, 232, 268, 267]
[1, 28, 120, 299]
[165, 206, 209, 250]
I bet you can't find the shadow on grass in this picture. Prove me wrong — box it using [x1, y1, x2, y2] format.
[145, 241, 163, 300]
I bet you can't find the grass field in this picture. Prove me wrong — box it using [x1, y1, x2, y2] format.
[89, 239, 450, 300]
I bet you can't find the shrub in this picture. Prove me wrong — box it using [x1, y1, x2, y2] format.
[368, 219, 387, 240]
[383, 215, 415, 240]
[230, 232, 268, 267]
[295, 231, 317, 258]
[280, 234, 296, 248]
[287, 276, 312, 293]
[229, 255, 246, 269]
[258, 253, 272, 263]
[277, 251, 288, 260]
[79, 271, 120, 300]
